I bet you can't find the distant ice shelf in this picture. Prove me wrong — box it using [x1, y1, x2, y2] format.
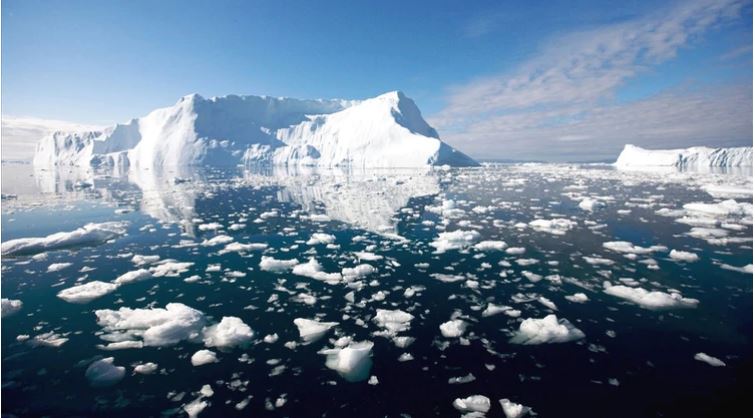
[614, 144, 753, 168]
[33, 91, 477, 169]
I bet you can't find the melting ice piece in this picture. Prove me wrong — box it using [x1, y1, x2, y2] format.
[373, 309, 414, 336]
[528, 218, 576, 235]
[57, 281, 119, 304]
[1, 298, 22, 317]
[452, 395, 491, 414]
[191, 349, 219, 366]
[293, 318, 338, 344]
[320, 341, 374, 382]
[603, 282, 699, 310]
[694, 352, 726, 367]
[499, 398, 532, 418]
[439, 319, 467, 338]
[1, 221, 128, 256]
[202, 317, 254, 349]
[509, 314, 585, 345]
[259, 256, 299, 273]
[95, 303, 206, 347]
[85, 357, 125, 387]
[430, 230, 481, 253]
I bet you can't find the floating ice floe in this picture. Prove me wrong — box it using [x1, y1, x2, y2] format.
[95, 303, 206, 346]
[201, 234, 234, 247]
[603, 282, 699, 310]
[292, 258, 343, 284]
[259, 256, 299, 272]
[481, 304, 520, 318]
[306, 233, 336, 245]
[694, 352, 726, 367]
[499, 398, 532, 418]
[1, 298, 23, 317]
[373, 309, 414, 337]
[719, 263, 753, 274]
[293, 318, 338, 344]
[133, 362, 158, 374]
[113, 269, 153, 285]
[218, 242, 268, 254]
[509, 314, 585, 345]
[57, 281, 119, 304]
[131, 254, 160, 266]
[668, 249, 699, 262]
[565, 293, 589, 303]
[578, 198, 606, 212]
[341, 264, 377, 281]
[453, 395, 491, 414]
[602, 241, 666, 255]
[85, 357, 125, 387]
[191, 349, 219, 366]
[439, 319, 467, 338]
[150, 261, 194, 277]
[528, 218, 576, 235]
[47, 262, 72, 272]
[473, 240, 507, 251]
[430, 230, 481, 253]
[320, 340, 374, 382]
[1, 221, 128, 256]
[202, 317, 254, 349]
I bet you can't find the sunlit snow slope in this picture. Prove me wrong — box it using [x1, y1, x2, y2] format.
[33, 91, 477, 169]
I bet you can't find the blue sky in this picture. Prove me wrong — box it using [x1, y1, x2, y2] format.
[2, 0, 752, 161]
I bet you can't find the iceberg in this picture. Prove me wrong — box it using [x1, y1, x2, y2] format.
[615, 144, 752, 169]
[33, 91, 477, 169]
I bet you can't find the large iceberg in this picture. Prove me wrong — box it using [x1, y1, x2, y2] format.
[33, 91, 477, 168]
[615, 144, 752, 169]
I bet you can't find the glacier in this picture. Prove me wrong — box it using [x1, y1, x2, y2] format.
[33, 91, 477, 169]
[615, 144, 753, 169]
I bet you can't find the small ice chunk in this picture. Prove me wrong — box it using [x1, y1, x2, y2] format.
[85, 357, 125, 387]
[57, 281, 119, 303]
[321, 341, 374, 382]
[47, 262, 72, 272]
[509, 314, 585, 345]
[191, 349, 219, 366]
[603, 282, 699, 310]
[439, 319, 467, 338]
[694, 352, 726, 367]
[430, 230, 481, 253]
[202, 317, 254, 349]
[453, 395, 491, 414]
[669, 250, 699, 262]
[1, 221, 128, 256]
[565, 293, 589, 303]
[1, 298, 23, 317]
[133, 362, 158, 374]
[306, 233, 336, 245]
[499, 398, 532, 418]
[260, 256, 299, 273]
[293, 318, 338, 344]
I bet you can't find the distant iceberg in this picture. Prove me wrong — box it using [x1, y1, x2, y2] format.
[615, 144, 752, 169]
[33, 91, 477, 169]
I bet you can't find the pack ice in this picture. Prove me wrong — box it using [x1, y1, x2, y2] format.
[33, 91, 477, 169]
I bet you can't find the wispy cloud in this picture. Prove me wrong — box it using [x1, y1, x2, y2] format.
[430, 0, 750, 161]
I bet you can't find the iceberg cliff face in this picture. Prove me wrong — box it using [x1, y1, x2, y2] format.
[33, 91, 477, 169]
[615, 144, 753, 168]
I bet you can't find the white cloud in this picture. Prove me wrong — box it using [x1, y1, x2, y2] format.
[431, 0, 750, 161]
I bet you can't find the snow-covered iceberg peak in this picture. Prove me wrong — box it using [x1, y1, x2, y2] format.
[615, 144, 753, 168]
[33, 91, 477, 169]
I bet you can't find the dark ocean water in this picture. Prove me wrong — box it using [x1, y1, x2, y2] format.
[1, 163, 752, 417]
